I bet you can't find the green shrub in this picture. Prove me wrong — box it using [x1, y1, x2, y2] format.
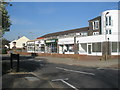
[2, 48, 7, 54]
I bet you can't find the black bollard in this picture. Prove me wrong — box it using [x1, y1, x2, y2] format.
[17, 54, 19, 72]
[10, 53, 13, 70]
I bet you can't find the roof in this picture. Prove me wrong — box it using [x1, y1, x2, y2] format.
[38, 27, 89, 38]
[37, 37, 44, 39]
[9, 40, 17, 44]
[17, 36, 30, 41]
[88, 16, 101, 21]
[27, 39, 38, 42]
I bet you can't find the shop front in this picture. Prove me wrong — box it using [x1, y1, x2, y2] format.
[45, 39, 58, 53]
[27, 41, 35, 53]
[58, 37, 75, 54]
[35, 40, 45, 53]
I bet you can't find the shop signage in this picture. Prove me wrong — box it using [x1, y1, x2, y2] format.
[45, 39, 58, 44]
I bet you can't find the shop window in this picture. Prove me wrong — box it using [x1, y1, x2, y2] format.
[119, 42, 120, 52]
[69, 45, 74, 52]
[41, 47, 45, 52]
[65, 45, 69, 51]
[92, 42, 101, 52]
[81, 43, 87, 52]
[112, 42, 117, 52]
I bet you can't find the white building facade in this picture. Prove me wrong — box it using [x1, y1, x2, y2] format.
[27, 38, 45, 53]
[27, 10, 120, 56]
[78, 10, 120, 56]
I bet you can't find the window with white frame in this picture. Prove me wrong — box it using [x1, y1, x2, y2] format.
[93, 32, 99, 35]
[106, 16, 112, 26]
[112, 42, 117, 52]
[92, 20, 99, 30]
[92, 42, 101, 52]
[119, 42, 120, 52]
[106, 29, 112, 34]
[81, 32, 87, 36]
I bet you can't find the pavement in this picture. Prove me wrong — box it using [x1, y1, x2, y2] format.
[2, 55, 119, 89]
[36, 56, 119, 69]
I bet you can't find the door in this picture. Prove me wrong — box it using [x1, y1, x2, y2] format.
[88, 45, 92, 54]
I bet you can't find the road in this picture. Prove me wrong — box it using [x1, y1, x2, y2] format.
[2, 55, 119, 89]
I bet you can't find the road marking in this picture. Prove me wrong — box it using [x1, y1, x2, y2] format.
[24, 77, 39, 81]
[35, 60, 42, 62]
[52, 78, 78, 90]
[30, 72, 48, 80]
[30, 72, 56, 88]
[48, 81, 55, 88]
[27, 59, 42, 61]
[56, 67, 95, 76]
[97, 67, 119, 70]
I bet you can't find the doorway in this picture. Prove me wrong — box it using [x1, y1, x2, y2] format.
[88, 44, 92, 54]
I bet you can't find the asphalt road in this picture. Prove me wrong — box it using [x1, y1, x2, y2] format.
[2, 55, 119, 89]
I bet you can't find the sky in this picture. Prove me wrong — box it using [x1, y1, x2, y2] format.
[3, 2, 118, 41]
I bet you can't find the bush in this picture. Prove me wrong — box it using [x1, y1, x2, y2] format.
[2, 48, 7, 54]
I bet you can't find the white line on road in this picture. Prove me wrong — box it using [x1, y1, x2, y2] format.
[97, 67, 119, 70]
[52, 78, 78, 90]
[56, 67, 95, 76]
[61, 80, 79, 90]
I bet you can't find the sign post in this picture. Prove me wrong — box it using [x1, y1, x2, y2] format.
[10, 53, 20, 72]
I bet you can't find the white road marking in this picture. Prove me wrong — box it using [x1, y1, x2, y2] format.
[27, 59, 42, 61]
[52, 78, 78, 90]
[52, 78, 68, 81]
[97, 67, 119, 70]
[97, 68, 104, 70]
[24, 77, 40, 81]
[56, 67, 95, 76]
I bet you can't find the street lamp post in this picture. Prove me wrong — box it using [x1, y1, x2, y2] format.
[107, 38, 110, 56]
[104, 12, 109, 60]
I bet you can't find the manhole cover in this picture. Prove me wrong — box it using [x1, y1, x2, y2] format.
[24, 77, 39, 81]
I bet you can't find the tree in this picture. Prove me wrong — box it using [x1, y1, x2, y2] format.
[0, 1, 12, 37]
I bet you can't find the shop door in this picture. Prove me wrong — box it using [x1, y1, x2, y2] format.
[88, 45, 92, 54]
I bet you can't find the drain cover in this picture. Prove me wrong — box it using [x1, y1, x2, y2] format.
[24, 77, 39, 81]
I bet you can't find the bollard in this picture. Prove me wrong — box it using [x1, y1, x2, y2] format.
[10, 53, 13, 70]
[17, 54, 19, 72]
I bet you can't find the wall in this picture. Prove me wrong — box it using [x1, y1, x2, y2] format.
[10, 36, 30, 49]
[101, 10, 119, 36]
[16, 36, 30, 48]
[76, 35, 105, 43]
[58, 37, 74, 44]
